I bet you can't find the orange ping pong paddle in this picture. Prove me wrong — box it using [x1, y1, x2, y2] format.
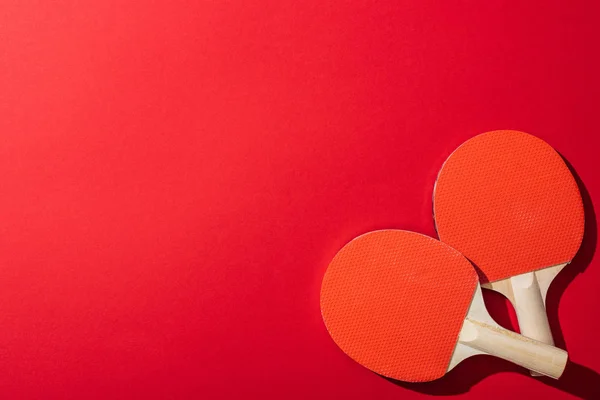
[433, 130, 584, 376]
[320, 230, 568, 382]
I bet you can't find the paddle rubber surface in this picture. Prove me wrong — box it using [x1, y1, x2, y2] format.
[434, 130, 584, 283]
[320, 230, 479, 382]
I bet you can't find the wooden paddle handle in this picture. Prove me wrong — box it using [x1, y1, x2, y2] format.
[460, 318, 567, 379]
[510, 271, 555, 376]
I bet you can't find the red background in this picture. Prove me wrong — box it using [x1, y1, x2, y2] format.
[1, 1, 599, 399]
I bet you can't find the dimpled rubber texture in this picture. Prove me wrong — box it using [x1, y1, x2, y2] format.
[320, 230, 479, 382]
[434, 130, 584, 283]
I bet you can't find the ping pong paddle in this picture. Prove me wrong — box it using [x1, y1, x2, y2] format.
[433, 130, 584, 376]
[320, 230, 568, 382]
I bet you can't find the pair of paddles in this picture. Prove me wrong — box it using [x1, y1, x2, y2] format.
[320, 131, 584, 382]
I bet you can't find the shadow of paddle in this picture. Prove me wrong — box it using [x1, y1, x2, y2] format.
[386, 359, 600, 399]
[546, 159, 597, 352]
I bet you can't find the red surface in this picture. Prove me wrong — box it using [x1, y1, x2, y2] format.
[0, 1, 599, 399]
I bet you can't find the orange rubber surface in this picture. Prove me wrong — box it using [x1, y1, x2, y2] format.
[434, 130, 584, 283]
[320, 230, 479, 382]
